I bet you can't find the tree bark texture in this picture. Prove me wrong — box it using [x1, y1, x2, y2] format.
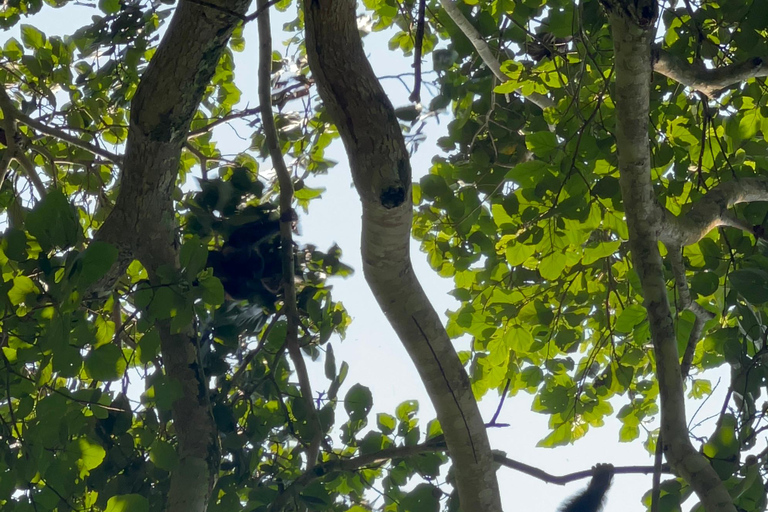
[302, 1, 503, 510]
[604, 2, 736, 511]
[94, 1, 252, 511]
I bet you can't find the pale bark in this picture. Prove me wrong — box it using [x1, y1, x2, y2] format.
[604, 1, 736, 511]
[94, 1, 251, 511]
[302, 1, 502, 510]
[653, 49, 768, 98]
[660, 177, 768, 247]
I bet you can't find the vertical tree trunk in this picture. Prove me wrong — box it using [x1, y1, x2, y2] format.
[605, 2, 736, 511]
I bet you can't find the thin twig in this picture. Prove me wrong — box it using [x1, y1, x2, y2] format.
[0, 87, 121, 165]
[409, 0, 426, 103]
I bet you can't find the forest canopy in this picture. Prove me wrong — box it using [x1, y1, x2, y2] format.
[0, 0, 767, 511]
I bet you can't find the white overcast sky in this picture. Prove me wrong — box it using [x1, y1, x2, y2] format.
[3, 3, 733, 510]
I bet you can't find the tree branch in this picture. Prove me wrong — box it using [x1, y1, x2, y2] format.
[0, 88, 122, 166]
[0, 88, 47, 196]
[438, 0, 554, 110]
[653, 48, 768, 98]
[605, 2, 736, 510]
[303, 1, 502, 510]
[257, 0, 323, 474]
[660, 177, 768, 247]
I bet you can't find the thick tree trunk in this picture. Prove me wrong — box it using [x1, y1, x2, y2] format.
[302, 1, 503, 511]
[604, 2, 736, 511]
[95, 1, 251, 511]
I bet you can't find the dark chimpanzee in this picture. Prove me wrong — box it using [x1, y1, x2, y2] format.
[206, 216, 283, 310]
[560, 464, 614, 512]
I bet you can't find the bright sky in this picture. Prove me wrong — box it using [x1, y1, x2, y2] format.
[3, 3, 732, 511]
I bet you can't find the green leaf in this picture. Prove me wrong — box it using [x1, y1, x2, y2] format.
[20, 25, 45, 49]
[582, 241, 621, 265]
[505, 242, 535, 266]
[26, 190, 80, 251]
[324, 343, 336, 380]
[180, 236, 208, 277]
[401, 483, 440, 512]
[137, 328, 161, 364]
[198, 274, 224, 306]
[377, 412, 396, 434]
[690, 271, 718, 297]
[505, 325, 533, 353]
[67, 438, 106, 476]
[539, 250, 566, 280]
[3, 229, 28, 261]
[73, 242, 118, 288]
[614, 304, 646, 333]
[344, 383, 372, 421]
[729, 269, 768, 303]
[149, 440, 178, 471]
[8, 275, 39, 305]
[525, 131, 559, 158]
[98, 0, 120, 13]
[85, 344, 126, 381]
[105, 495, 149, 512]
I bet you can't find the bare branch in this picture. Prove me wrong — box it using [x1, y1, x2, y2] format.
[653, 48, 768, 98]
[660, 177, 768, 247]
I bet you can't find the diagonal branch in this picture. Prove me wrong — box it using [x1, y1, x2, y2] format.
[0, 87, 122, 166]
[439, 0, 554, 110]
[0, 88, 47, 196]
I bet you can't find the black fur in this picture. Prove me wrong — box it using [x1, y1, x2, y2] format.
[560, 464, 614, 512]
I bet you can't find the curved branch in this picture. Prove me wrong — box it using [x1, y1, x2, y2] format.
[303, 1, 502, 510]
[653, 48, 768, 98]
[257, 0, 323, 472]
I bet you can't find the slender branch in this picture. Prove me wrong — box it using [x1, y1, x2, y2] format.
[653, 48, 768, 98]
[439, 0, 554, 110]
[409, 0, 427, 103]
[264, 435, 673, 512]
[13, 149, 47, 197]
[187, 106, 262, 139]
[667, 248, 714, 377]
[257, 0, 323, 474]
[0, 88, 47, 196]
[0, 89, 122, 166]
[229, 312, 282, 390]
[244, 0, 279, 22]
